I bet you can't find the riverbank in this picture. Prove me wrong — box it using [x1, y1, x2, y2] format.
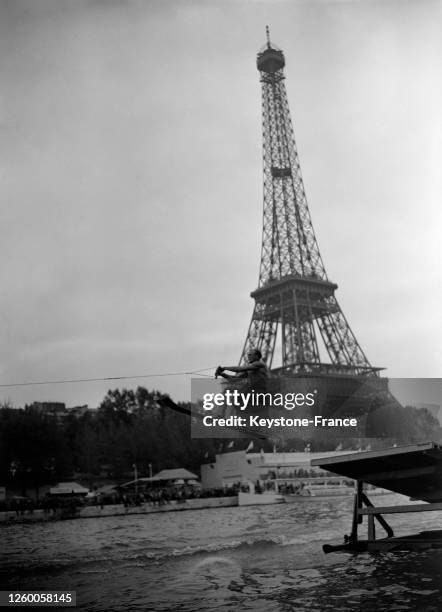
[0, 496, 237, 524]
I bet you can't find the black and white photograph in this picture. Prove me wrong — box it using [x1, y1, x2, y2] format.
[1, 1, 441, 610]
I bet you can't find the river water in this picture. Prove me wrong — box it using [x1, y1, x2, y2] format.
[1, 494, 441, 611]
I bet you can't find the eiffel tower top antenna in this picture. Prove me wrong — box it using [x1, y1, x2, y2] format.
[266, 25, 271, 48]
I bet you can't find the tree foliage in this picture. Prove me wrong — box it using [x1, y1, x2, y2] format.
[0, 389, 222, 490]
[0, 389, 440, 493]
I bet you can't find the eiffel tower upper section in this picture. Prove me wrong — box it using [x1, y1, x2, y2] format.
[240, 29, 380, 378]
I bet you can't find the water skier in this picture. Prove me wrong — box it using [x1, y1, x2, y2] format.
[215, 349, 269, 421]
[215, 349, 268, 394]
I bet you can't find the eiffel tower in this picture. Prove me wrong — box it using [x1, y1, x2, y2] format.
[240, 28, 381, 382]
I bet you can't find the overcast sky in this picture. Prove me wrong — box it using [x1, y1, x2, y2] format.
[0, 0, 440, 408]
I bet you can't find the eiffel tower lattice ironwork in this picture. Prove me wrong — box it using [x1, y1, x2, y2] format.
[240, 29, 380, 378]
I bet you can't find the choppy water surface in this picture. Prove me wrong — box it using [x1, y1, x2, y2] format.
[1, 494, 441, 611]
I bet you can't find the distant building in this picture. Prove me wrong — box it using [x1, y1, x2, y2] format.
[66, 405, 89, 418]
[28, 401, 66, 413]
[201, 450, 352, 490]
[26, 402, 91, 421]
[27, 402, 67, 421]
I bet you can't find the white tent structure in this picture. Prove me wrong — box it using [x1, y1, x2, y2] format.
[121, 468, 200, 488]
[152, 469, 198, 482]
[49, 482, 89, 496]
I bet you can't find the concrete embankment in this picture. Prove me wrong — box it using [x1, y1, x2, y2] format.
[0, 496, 238, 524]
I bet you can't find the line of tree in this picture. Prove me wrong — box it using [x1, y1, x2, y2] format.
[0, 386, 439, 497]
[0, 388, 227, 496]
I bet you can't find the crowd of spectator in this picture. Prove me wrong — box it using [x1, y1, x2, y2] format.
[0, 479, 301, 518]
